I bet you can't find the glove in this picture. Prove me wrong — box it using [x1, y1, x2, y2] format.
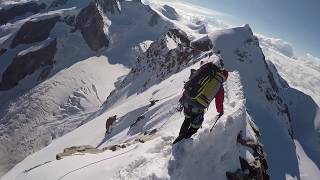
[177, 104, 183, 112]
[177, 95, 184, 112]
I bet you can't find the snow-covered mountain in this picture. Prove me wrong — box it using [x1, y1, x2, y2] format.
[0, 0, 167, 176]
[0, 0, 319, 179]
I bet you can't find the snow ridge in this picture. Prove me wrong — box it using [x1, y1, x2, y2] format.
[0, 1, 320, 180]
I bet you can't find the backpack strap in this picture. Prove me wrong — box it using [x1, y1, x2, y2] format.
[215, 71, 227, 82]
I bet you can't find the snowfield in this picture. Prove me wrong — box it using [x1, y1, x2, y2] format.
[2, 63, 261, 180]
[0, 0, 320, 180]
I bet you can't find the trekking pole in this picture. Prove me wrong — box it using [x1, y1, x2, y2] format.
[210, 114, 223, 132]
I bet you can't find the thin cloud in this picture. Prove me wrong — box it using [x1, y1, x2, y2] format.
[256, 34, 295, 58]
[148, 0, 227, 17]
[306, 53, 320, 62]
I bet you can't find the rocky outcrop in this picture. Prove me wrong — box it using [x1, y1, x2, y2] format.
[0, 39, 57, 90]
[149, 100, 159, 107]
[167, 29, 191, 47]
[105, 115, 117, 134]
[0, 2, 46, 25]
[96, 0, 121, 14]
[235, 36, 294, 138]
[76, 3, 109, 51]
[191, 35, 214, 51]
[256, 58, 294, 137]
[10, 16, 60, 48]
[161, 5, 179, 20]
[226, 130, 269, 180]
[56, 145, 102, 160]
[104, 28, 204, 105]
[103, 129, 158, 151]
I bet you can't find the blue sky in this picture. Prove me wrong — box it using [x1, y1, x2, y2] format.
[185, 0, 320, 58]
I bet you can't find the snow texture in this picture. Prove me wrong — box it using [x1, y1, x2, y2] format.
[0, 0, 320, 180]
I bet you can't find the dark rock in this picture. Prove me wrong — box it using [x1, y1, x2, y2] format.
[191, 36, 213, 51]
[149, 129, 157, 135]
[226, 169, 251, 180]
[149, 99, 159, 107]
[0, 48, 7, 56]
[228, 131, 269, 180]
[109, 145, 117, 151]
[143, 129, 157, 136]
[103, 144, 126, 151]
[56, 145, 102, 160]
[10, 16, 60, 48]
[116, 28, 198, 94]
[49, 0, 68, 8]
[96, 0, 121, 14]
[167, 29, 190, 47]
[161, 5, 179, 20]
[262, 54, 279, 92]
[0, 39, 57, 90]
[0, 2, 46, 25]
[76, 3, 109, 51]
[106, 115, 117, 133]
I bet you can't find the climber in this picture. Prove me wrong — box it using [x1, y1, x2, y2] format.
[173, 58, 228, 144]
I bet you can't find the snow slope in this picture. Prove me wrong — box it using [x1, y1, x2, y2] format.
[2, 60, 262, 180]
[262, 46, 320, 106]
[0, 56, 129, 176]
[1, 0, 320, 180]
[0, 0, 168, 176]
[3, 21, 319, 180]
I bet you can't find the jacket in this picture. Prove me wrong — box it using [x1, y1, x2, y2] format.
[215, 69, 228, 114]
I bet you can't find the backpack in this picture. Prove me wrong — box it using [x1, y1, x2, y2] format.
[184, 62, 226, 108]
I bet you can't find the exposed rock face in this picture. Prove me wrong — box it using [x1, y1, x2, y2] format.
[96, 0, 121, 14]
[10, 16, 60, 48]
[76, 3, 109, 51]
[105, 115, 117, 134]
[161, 5, 179, 20]
[56, 145, 102, 160]
[256, 54, 294, 137]
[167, 29, 191, 47]
[103, 28, 206, 106]
[124, 28, 194, 84]
[0, 2, 46, 25]
[0, 39, 57, 90]
[226, 129, 269, 180]
[149, 99, 159, 107]
[234, 35, 294, 138]
[191, 35, 214, 51]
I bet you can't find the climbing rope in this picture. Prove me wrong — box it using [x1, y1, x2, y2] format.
[57, 146, 138, 180]
[56, 102, 178, 180]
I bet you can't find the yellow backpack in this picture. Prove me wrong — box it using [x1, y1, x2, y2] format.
[184, 62, 226, 108]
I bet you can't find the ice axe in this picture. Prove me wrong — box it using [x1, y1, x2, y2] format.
[210, 113, 223, 132]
